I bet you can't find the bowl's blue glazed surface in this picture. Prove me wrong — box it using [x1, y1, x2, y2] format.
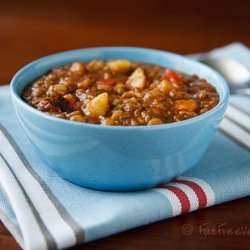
[10, 47, 229, 191]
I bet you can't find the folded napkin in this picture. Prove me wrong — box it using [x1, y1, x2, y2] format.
[0, 43, 250, 250]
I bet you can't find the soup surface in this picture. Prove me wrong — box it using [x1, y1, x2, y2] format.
[22, 60, 219, 126]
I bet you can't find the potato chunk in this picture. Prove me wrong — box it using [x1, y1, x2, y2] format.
[85, 92, 109, 117]
[77, 78, 91, 89]
[107, 59, 132, 73]
[70, 62, 85, 74]
[70, 115, 86, 122]
[127, 68, 146, 89]
[158, 80, 173, 94]
[147, 118, 163, 125]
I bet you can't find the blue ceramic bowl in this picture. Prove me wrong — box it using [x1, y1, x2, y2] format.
[10, 47, 229, 191]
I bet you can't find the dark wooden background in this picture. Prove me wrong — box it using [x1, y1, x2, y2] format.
[0, 0, 250, 249]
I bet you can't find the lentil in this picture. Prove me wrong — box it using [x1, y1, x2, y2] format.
[22, 60, 219, 126]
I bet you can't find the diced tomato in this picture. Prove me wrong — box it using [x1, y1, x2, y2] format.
[64, 97, 77, 109]
[163, 69, 183, 88]
[96, 79, 115, 86]
[50, 96, 76, 113]
[48, 103, 60, 112]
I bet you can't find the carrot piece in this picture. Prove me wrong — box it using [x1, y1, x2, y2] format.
[174, 100, 197, 111]
[96, 79, 115, 86]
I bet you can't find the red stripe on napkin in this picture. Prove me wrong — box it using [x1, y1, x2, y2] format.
[161, 185, 190, 214]
[174, 179, 207, 209]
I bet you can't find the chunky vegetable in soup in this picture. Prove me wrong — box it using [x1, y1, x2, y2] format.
[22, 60, 219, 126]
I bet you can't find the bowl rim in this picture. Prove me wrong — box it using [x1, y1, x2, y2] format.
[10, 46, 229, 130]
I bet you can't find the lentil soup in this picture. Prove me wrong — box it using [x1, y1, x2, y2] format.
[22, 60, 219, 126]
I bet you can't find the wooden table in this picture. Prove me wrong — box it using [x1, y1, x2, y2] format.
[0, 0, 249, 249]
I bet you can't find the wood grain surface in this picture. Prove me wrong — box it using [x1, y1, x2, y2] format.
[0, 0, 249, 249]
